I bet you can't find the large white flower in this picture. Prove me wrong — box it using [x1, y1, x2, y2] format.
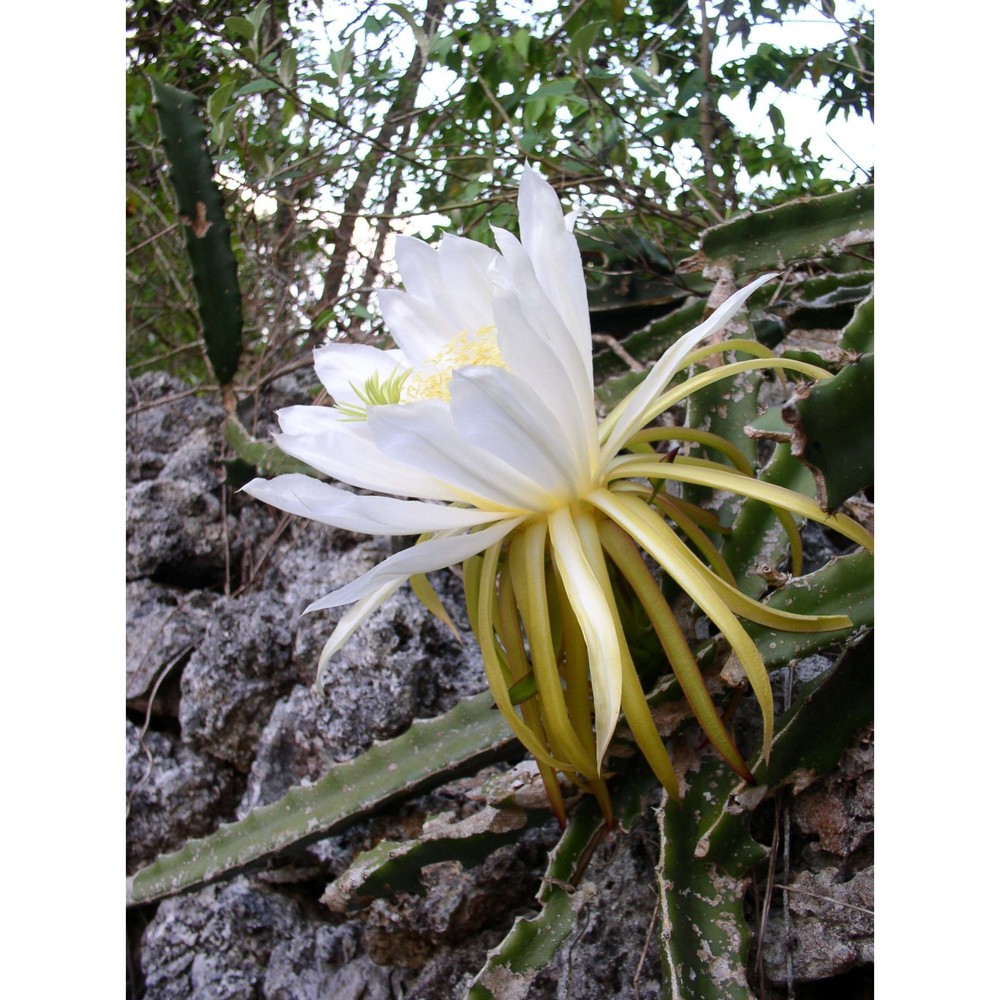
[245, 168, 872, 817]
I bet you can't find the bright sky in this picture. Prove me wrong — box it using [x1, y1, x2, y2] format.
[715, 1, 874, 183]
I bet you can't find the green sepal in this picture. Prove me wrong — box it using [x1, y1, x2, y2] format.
[507, 672, 538, 706]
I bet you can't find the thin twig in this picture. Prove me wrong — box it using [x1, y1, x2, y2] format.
[773, 883, 874, 917]
[232, 512, 294, 597]
[591, 333, 645, 372]
[126, 220, 181, 256]
[783, 666, 796, 998]
[126, 644, 195, 819]
[127, 342, 203, 372]
[633, 896, 660, 1000]
[755, 789, 783, 983]
[126, 386, 213, 416]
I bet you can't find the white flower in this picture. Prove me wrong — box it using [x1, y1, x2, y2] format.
[245, 168, 872, 813]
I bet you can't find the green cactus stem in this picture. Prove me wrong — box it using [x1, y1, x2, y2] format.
[658, 632, 874, 1000]
[698, 185, 873, 277]
[223, 414, 320, 480]
[469, 766, 656, 999]
[151, 78, 243, 390]
[127, 690, 517, 906]
[780, 355, 874, 511]
[840, 294, 874, 354]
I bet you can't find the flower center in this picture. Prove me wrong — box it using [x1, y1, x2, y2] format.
[399, 326, 506, 403]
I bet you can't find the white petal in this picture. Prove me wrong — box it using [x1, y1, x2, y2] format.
[449, 366, 585, 500]
[305, 516, 523, 612]
[367, 401, 558, 512]
[391, 235, 443, 301]
[600, 273, 777, 460]
[438, 234, 500, 304]
[490, 227, 593, 387]
[242, 474, 507, 534]
[380, 234, 499, 363]
[516, 168, 593, 367]
[312, 342, 408, 404]
[272, 417, 460, 501]
[316, 578, 407, 671]
[378, 288, 458, 362]
[490, 280, 597, 474]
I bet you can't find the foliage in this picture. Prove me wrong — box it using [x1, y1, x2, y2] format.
[127, 0, 873, 387]
[127, 2, 874, 995]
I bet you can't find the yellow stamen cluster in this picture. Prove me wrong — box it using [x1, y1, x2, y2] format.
[400, 326, 505, 402]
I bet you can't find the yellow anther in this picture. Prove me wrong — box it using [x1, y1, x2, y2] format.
[400, 326, 506, 402]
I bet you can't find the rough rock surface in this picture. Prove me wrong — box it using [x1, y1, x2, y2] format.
[127, 371, 874, 999]
[127, 373, 226, 485]
[127, 720, 242, 874]
[179, 592, 297, 771]
[126, 478, 237, 585]
[127, 581, 222, 702]
[532, 812, 664, 1000]
[760, 726, 874, 985]
[140, 878, 409, 1000]
[240, 565, 486, 814]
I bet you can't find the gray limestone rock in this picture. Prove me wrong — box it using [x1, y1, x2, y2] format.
[141, 877, 409, 1000]
[179, 594, 297, 771]
[127, 372, 226, 485]
[532, 813, 663, 1000]
[126, 478, 236, 586]
[159, 426, 225, 495]
[360, 829, 557, 972]
[126, 581, 222, 702]
[239, 595, 485, 815]
[239, 540, 485, 814]
[127, 720, 242, 874]
[760, 726, 874, 985]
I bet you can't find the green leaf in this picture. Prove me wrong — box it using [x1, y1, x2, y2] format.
[631, 65, 668, 97]
[278, 48, 297, 88]
[246, 2, 270, 34]
[387, 2, 429, 59]
[210, 105, 239, 148]
[207, 81, 236, 123]
[511, 27, 531, 61]
[224, 16, 255, 41]
[469, 31, 492, 56]
[236, 79, 281, 96]
[127, 691, 517, 906]
[568, 20, 605, 62]
[531, 78, 578, 100]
